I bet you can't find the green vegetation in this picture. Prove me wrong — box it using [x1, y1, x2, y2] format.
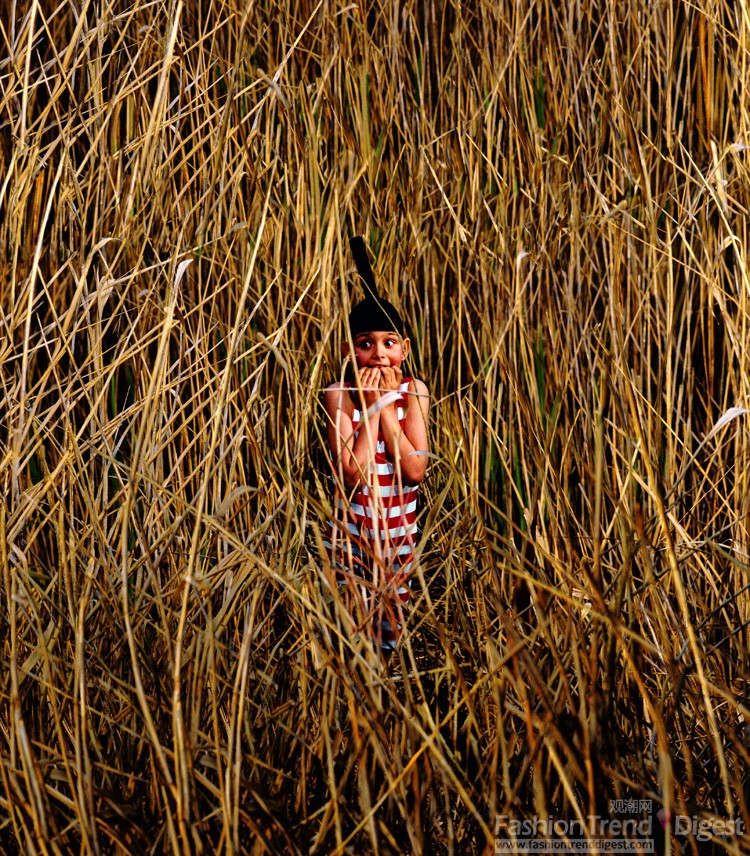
[1, 0, 748, 852]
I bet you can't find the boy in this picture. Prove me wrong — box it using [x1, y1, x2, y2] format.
[323, 238, 430, 651]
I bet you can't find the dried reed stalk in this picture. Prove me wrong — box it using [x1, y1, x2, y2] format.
[1, 0, 749, 852]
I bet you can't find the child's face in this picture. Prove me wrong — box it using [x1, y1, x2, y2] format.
[343, 330, 410, 370]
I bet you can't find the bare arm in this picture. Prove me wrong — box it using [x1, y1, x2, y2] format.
[378, 375, 430, 484]
[323, 382, 382, 490]
[324, 370, 430, 488]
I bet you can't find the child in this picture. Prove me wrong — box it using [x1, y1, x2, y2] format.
[323, 237, 429, 652]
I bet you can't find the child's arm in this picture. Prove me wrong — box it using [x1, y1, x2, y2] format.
[323, 383, 382, 490]
[378, 373, 430, 485]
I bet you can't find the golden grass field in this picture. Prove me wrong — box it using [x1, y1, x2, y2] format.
[1, 0, 749, 852]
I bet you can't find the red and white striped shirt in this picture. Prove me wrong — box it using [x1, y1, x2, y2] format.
[326, 378, 418, 576]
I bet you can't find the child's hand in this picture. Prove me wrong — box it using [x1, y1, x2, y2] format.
[379, 366, 402, 392]
[358, 367, 383, 407]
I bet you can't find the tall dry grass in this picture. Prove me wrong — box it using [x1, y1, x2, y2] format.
[1, 0, 749, 852]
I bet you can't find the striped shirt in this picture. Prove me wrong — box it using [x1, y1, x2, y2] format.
[325, 377, 419, 579]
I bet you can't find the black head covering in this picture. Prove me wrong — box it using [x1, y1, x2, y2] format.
[348, 237, 404, 336]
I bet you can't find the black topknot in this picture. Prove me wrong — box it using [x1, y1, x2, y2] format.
[348, 236, 404, 336]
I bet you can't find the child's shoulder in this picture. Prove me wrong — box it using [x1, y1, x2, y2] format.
[401, 377, 429, 414]
[404, 376, 429, 396]
[323, 382, 353, 414]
